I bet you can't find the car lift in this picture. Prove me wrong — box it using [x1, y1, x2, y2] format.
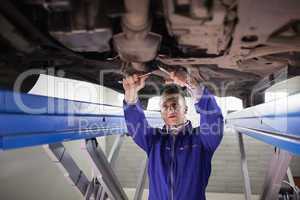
[0, 88, 300, 200]
[0, 89, 162, 200]
[227, 91, 300, 200]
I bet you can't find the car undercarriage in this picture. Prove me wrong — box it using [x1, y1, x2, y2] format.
[0, 0, 300, 107]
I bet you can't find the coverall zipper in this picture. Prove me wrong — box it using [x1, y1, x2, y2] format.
[170, 135, 176, 200]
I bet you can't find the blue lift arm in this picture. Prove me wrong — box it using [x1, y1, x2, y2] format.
[227, 92, 300, 155]
[0, 90, 163, 150]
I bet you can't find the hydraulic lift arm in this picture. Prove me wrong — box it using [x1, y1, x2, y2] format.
[227, 91, 300, 200]
[0, 89, 162, 150]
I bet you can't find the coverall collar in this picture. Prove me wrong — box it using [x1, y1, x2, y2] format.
[162, 120, 193, 136]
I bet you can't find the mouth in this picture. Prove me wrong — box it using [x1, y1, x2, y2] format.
[167, 114, 177, 119]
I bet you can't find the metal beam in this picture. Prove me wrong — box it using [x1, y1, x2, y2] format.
[95, 184, 104, 200]
[91, 134, 125, 199]
[227, 91, 300, 155]
[134, 158, 148, 200]
[107, 134, 125, 169]
[43, 143, 90, 196]
[86, 178, 103, 200]
[236, 131, 252, 200]
[287, 167, 296, 188]
[260, 149, 293, 200]
[84, 179, 97, 200]
[44, 139, 127, 200]
[84, 138, 128, 200]
[0, 89, 162, 150]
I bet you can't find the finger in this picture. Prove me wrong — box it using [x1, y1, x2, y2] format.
[173, 72, 188, 86]
[122, 78, 130, 89]
[179, 78, 188, 87]
[133, 74, 139, 82]
[137, 81, 145, 91]
[165, 79, 174, 84]
[124, 75, 130, 82]
[137, 75, 148, 89]
[172, 72, 185, 85]
[122, 78, 127, 88]
[142, 74, 150, 80]
[166, 75, 185, 87]
[127, 76, 135, 85]
[170, 71, 175, 79]
[171, 75, 181, 84]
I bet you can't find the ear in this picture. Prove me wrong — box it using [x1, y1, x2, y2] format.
[184, 106, 188, 114]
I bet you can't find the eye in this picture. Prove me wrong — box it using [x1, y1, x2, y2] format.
[162, 105, 168, 111]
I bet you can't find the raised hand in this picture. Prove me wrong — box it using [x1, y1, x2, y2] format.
[123, 74, 148, 104]
[165, 70, 198, 89]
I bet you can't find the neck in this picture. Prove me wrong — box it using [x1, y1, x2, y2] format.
[170, 120, 187, 128]
[166, 119, 188, 135]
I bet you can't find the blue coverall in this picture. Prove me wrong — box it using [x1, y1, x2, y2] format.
[123, 87, 224, 200]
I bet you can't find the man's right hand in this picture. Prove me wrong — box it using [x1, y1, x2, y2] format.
[123, 74, 148, 104]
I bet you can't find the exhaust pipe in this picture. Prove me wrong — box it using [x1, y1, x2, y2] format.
[113, 0, 161, 66]
[123, 0, 150, 36]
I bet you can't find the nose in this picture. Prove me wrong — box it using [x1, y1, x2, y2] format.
[166, 106, 176, 113]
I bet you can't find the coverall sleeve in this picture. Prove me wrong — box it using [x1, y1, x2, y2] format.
[123, 100, 156, 154]
[194, 87, 224, 152]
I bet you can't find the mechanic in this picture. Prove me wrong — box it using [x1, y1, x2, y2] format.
[122, 70, 224, 200]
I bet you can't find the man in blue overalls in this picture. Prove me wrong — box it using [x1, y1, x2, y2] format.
[122, 71, 224, 200]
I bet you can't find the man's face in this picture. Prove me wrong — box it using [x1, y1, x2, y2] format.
[160, 93, 187, 126]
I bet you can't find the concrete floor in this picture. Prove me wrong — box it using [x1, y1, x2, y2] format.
[125, 188, 260, 200]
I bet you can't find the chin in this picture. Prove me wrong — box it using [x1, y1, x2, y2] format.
[167, 121, 179, 126]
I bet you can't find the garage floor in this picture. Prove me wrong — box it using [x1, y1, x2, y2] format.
[125, 188, 260, 200]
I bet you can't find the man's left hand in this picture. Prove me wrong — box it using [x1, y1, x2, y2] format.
[165, 70, 198, 89]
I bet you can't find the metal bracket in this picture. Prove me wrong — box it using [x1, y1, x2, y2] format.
[108, 134, 125, 169]
[134, 158, 148, 200]
[236, 131, 252, 200]
[260, 149, 293, 200]
[94, 134, 125, 199]
[44, 137, 128, 200]
[43, 143, 90, 196]
[84, 138, 128, 200]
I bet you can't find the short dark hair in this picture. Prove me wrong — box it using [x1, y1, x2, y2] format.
[160, 84, 186, 98]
